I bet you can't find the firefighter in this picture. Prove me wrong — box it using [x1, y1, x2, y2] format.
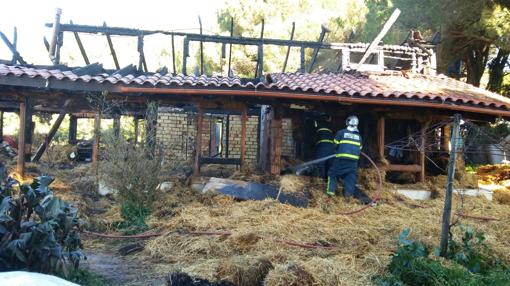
[327, 115, 372, 204]
[313, 115, 335, 179]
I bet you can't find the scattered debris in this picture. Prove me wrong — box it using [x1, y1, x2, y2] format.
[158, 181, 175, 192]
[167, 272, 234, 286]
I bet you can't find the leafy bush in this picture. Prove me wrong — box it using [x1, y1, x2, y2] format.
[0, 169, 84, 275]
[375, 227, 510, 286]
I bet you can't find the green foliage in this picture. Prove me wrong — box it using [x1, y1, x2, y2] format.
[65, 268, 109, 286]
[0, 171, 84, 275]
[112, 201, 150, 235]
[375, 227, 510, 286]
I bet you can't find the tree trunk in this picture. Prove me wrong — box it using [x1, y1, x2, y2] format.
[487, 48, 509, 92]
[465, 42, 490, 87]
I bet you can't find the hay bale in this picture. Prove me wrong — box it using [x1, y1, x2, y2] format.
[358, 168, 386, 191]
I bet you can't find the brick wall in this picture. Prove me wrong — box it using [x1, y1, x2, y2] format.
[156, 107, 264, 167]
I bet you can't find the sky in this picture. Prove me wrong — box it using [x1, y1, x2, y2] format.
[0, 0, 223, 66]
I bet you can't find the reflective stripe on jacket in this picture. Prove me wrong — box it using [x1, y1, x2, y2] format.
[334, 129, 362, 160]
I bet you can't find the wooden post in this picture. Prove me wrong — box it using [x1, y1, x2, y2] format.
[194, 105, 204, 176]
[113, 116, 121, 139]
[92, 112, 101, 174]
[441, 124, 451, 151]
[300, 46, 305, 73]
[68, 115, 77, 144]
[282, 22, 295, 73]
[134, 117, 139, 144]
[23, 97, 33, 161]
[259, 105, 271, 171]
[0, 111, 3, 142]
[17, 99, 26, 177]
[440, 114, 461, 257]
[70, 20, 90, 65]
[145, 101, 158, 155]
[104, 22, 120, 70]
[48, 8, 62, 64]
[240, 105, 248, 170]
[270, 105, 283, 175]
[377, 116, 385, 160]
[419, 120, 430, 182]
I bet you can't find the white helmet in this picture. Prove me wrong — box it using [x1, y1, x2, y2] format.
[346, 115, 359, 127]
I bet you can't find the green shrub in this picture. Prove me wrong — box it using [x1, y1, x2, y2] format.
[375, 227, 510, 286]
[0, 170, 84, 275]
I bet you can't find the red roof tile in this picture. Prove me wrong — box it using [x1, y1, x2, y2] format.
[0, 64, 509, 112]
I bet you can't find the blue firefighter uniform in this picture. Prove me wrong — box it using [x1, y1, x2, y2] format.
[314, 120, 335, 179]
[327, 128, 370, 203]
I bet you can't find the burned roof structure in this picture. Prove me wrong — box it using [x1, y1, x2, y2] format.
[0, 8, 508, 180]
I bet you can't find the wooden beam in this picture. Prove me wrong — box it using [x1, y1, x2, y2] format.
[355, 8, 401, 70]
[308, 25, 329, 73]
[227, 17, 234, 77]
[137, 35, 147, 72]
[270, 105, 283, 175]
[104, 22, 120, 70]
[255, 19, 265, 78]
[171, 35, 176, 74]
[145, 101, 158, 155]
[0, 31, 26, 65]
[240, 105, 248, 170]
[68, 115, 77, 144]
[48, 8, 62, 65]
[194, 105, 204, 176]
[198, 16, 204, 75]
[382, 164, 421, 172]
[70, 20, 90, 65]
[282, 22, 295, 73]
[182, 37, 189, 75]
[17, 99, 27, 177]
[31, 114, 66, 162]
[11, 27, 17, 64]
[92, 112, 101, 174]
[377, 116, 385, 160]
[300, 46, 305, 73]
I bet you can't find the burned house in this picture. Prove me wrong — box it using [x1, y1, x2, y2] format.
[0, 10, 509, 181]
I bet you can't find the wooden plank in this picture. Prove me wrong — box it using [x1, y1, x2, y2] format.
[70, 20, 90, 65]
[17, 99, 26, 177]
[282, 22, 295, 73]
[355, 9, 401, 70]
[68, 115, 77, 144]
[240, 105, 248, 169]
[270, 105, 283, 175]
[92, 112, 101, 174]
[377, 116, 385, 160]
[194, 105, 204, 176]
[182, 38, 189, 75]
[105, 22, 121, 70]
